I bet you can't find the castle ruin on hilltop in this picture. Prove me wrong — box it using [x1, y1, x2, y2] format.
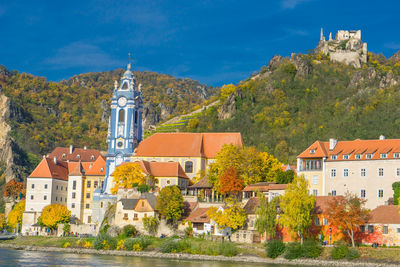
[315, 28, 367, 68]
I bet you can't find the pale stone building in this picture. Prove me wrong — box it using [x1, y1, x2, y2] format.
[298, 136, 400, 209]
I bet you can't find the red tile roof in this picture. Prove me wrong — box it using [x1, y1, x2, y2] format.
[29, 158, 68, 181]
[243, 182, 287, 192]
[243, 197, 259, 214]
[135, 132, 243, 158]
[186, 207, 210, 223]
[298, 138, 400, 161]
[47, 146, 102, 162]
[85, 156, 106, 176]
[368, 205, 400, 224]
[140, 161, 189, 179]
[183, 201, 199, 219]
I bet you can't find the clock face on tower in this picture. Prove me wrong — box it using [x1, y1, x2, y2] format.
[118, 97, 127, 107]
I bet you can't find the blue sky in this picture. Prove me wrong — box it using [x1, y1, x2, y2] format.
[0, 0, 399, 86]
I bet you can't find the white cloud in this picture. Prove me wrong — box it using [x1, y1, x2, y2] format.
[281, 0, 312, 9]
[44, 42, 124, 70]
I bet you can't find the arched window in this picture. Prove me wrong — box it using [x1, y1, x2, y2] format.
[185, 161, 193, 173]
[134, 110, 138, 124]
[122, 82, 128, 90]
[118, 109, 125, 123]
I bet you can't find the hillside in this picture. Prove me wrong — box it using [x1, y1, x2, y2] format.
[183, 51, 400, 164]
[0, 66, 215, 184]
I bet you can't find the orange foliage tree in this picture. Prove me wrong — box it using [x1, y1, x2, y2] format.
[325, 193, 370, 247]
[219, 167, 244, 196]
[38, 204, 70, 230]
[4, 179, 25, 199]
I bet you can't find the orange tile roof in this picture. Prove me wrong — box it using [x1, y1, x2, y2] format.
[298, 138, 400, 161]
[140, 161, 189, 179]
[47, 146, 102, 162]
[368, 205, 400, 224]
[68, 162, 83, 176]
[135, 132, 243, 158]
[29, 158, 68, 181]
[186, 207, 210, 223]
[85, 156, 106, 176]
[243, 182, 287, 192]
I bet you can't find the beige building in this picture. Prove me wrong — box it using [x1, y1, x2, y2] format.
[298, 137, 400, 209]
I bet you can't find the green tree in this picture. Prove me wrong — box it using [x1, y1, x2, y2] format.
[255, 193, 279, 241]
[392, 182, 400, 205]
[279, 176, 315, 244]
[156, 186, 184, 224]
[143, 216, 159, 236]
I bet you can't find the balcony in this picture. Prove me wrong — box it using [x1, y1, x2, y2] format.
[299, 159, 322, 172]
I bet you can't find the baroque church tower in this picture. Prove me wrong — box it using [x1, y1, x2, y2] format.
[103, 59, 143, 194]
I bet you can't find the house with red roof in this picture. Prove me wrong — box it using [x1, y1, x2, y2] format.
[298, 136, 400, 209]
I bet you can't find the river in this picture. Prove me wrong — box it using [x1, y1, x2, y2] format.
[0, 248, 299, 267]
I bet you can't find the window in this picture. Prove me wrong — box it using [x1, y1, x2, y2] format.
[60, 197, 62, 201]
[44, 184, 48, 189]
[378, 189, 383, 198]
[361, 168, 366, 177]
[71, 203, 75, 209]
[86, 193, 90, 198]
[343, 169, 348, 177]
[118, 109, 125, 123]
[394, 153, 400, 158]
[331, 190, 336, 196]
[331, 155, 337, 160]
[331, 169, 336, 178]
[101, 202, 104, 208]
[73, 180, 76, 190]
[380, 153, 388, 159]
[134, 111, 138, 124]
[323, 218, 328, 225]
[366, 154, 372, 159]
[360, 225, 365, 232]
[383, 226, 388, 234]
[91, 155, 95, 160]
[30, 195, 34, 200]
[355, 154, 362, 159]
[310, 149, 315, 154]
[44, 195, 47, 200]
[88, 216, 91, 223]
[56, 185, 59, 190]
[86, 204, 90, 209]
[312, 189, 318, 196]
[87, 181, 91, 188]
[378, 168, 384, 176]
[61, 186, 63, 191]
[397, 168, 400, 176]
[134, 213, 138, 220]
[94, 181, 98, 188]
[343, 155, 349, 160]
[315, 217, 320, 226]
[31, 184, 35, 189]
[72, 192, 76, 199]
[243, 233, 246, 239]
[56, 196, 58, 201]
[368, 225, 374, 233]
[101, 181, 104, 189]
[312, 175, 318, 185]
[142, 201, 144, 207]
[397, 228, 400, 233]
[123, 213, 128, 220]
[167, 180, 170, 185]
[185, 161, 193, 173]
[361, 190, 366, 198]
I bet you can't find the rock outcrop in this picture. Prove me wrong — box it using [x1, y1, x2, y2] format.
[290, 53, 312, 78]
[218, 90, 243, 120]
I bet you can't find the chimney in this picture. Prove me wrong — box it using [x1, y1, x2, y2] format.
[329, 138, 337, 150]
[69, 145, 73, 154]
[379, 135, 385, 140]
[53, 157, 57, 164]
[84, 146, 87, 150]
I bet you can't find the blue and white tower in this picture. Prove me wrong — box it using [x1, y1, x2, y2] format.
[103, 59, 143, 194]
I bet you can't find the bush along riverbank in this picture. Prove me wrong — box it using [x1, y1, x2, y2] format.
[2, 236, 400, 266]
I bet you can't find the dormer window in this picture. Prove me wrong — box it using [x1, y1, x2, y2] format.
[100, 168, 104, 172]
[380, 153, 388, 159]
[330, 155, 337, 160]
[394, 153, 400, 158]
[343, 155, 349, 160]
[366, 154, 373, 159]
[62, 153, 66, 158]
[310, 149, 316, 154]
[77, 154, 80, 159]
[355, 154, 362, 159]
[91, 155, 95, 160]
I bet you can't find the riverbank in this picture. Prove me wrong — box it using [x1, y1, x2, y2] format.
[0, 242, 399, 267]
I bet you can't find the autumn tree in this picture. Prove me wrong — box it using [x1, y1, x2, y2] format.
[0, 214, 6, 231]
[4, 179, 25, 199]
[325, 193, 370, 247]
[219, 167, 244, 196]
[220, 84, 237, 100]
[38, 204, 70, 230]
[7, 200, 25, 231]
[156, 186, 184, 224]
[111, 163, 145, 195]
[279, 176, 315, 244]
[143, 216, 159, 236]
[255, 193, 279, 241]
[207, 198, 247, 232]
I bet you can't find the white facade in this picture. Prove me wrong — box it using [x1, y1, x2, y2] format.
[67, 175, 83, 221]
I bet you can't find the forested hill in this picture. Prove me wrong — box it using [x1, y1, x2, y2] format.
[0, 66, 215, 179]
[184, 51, 400, 164]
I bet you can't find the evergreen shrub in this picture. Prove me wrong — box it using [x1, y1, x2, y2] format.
[302, 240, 322, 258]
[93, 233, 117, 250]
[331, 243, 349, 259]
[266, 239, 286, 258]
[217, 242, 238, 257]
[122, 225, 137, 237]
[284, 242, 303, 260]
[346, 248, 360, 260]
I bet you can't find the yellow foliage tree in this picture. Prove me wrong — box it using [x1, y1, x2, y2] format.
[206, 198, 247, 230]
[7, 200, 25, 230]
[0, 214, 6, 230]
[111, 163, 145, 195]
[219, 84, 236, 100]
[38, 204, 70, 230]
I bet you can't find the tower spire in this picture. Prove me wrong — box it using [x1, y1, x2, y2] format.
[127, 52, 132, 70]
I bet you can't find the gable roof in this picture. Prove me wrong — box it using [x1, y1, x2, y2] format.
[368, 205, 400, 224]
[298, 138, 400, 161]
[139, 161, 189, 179]
[47, 146, 102, 162]
[186, 207, 210, 223]
[135, 132, 243, 158]
[85, 156, 106, 176]
[243, 197, 259, 215]
[189, 177, 212, 189]
[120, 193, 157, 211]
[29, 158, 68, 181]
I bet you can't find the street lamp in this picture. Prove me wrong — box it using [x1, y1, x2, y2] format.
[329, 227, 332, 245]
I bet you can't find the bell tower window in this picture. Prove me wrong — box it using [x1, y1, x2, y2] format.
[122, 82, 128, 90]
[118, 109, 125, 136]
